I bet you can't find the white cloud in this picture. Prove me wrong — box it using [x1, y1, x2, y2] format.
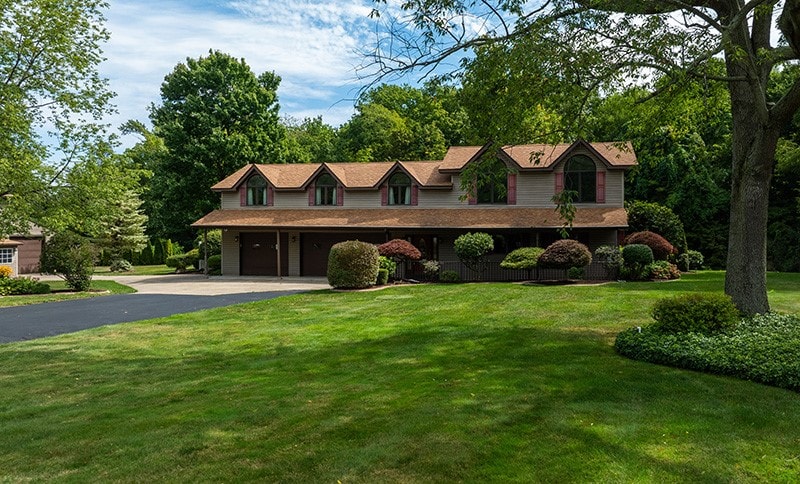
[101, 0, 385, 146]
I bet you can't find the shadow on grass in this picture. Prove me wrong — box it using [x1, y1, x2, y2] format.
[1, 319, 798, 481]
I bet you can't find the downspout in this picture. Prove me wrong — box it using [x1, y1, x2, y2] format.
[203, 229, 208, 278]
[276, 229, 282, 278]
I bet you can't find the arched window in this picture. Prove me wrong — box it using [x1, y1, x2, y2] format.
[388, 172, 412, 205]
[315, 173, 337, 206]
[246, 175, 267, 205]
[564, 155, 596, 203]
[476, 157, 508, 204]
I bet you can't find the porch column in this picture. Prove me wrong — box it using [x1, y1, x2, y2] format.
[276, 229, 282, 278]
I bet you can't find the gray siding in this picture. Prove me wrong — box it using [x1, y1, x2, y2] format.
[343, 191, 380, 208]
[287, 231, 300, 276]
[274, 191, 312, 208]
[516, 173, 556, 206]
[221, 230, 240, 276]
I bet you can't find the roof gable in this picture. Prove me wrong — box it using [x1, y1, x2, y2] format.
[502, 140, 636, 170]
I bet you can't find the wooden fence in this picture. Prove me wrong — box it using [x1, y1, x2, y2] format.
[395, 260, 617, 282]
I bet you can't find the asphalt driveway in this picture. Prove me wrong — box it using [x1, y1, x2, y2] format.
[0, 275, 330, 343]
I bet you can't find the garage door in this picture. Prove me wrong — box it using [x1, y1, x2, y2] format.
[240, 232, 278, 276]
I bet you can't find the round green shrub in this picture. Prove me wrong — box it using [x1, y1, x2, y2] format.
[500, 247, 545, 270]
[651, 293, 740, 335]
[454, 232, 494, 270]
[185, 248, 200, 270]
[624, 231, 676, 261]
[439, 270, 461, 283]
[567, 266, 584, 279]
[327, 240, 380, 289]
[537, 239, 591, 269]
[376, 268, 389, 285]
[622, 244, 654, 267]
[165, 253, 188, 270]
[194, 229, 222, 256]
[207, 254, 222, 274]
[110, 259, 133, 272]
[0, 277, 50, 295]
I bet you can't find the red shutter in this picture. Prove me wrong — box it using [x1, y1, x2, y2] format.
[267, 186, 274, 206]
[337, 185, 344, 206]
[554, 172, 564, 194]
[308, 184, 315, 206]
[507, 173, 517, 205]
[381, 185, 388, 206]
[596, 171, 606, 203]
[411, 185, 419, 206]
[240, 186, 246, 206]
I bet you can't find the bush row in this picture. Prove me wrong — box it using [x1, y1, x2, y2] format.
[616, 312, 800, 392]
[0, 277, 51, 296]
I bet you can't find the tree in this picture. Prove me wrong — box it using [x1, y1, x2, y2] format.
[1, 0, 115, 238]
[366, 0, 800, 314]
[40, 231, 95, 291]
[282, 116, 339, 163]
[95, 190, 148, 260]
[149, 50, 285, 245]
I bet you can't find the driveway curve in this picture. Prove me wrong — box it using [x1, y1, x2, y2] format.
[0, 275, 330, 343]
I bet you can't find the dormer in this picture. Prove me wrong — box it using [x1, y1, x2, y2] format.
[305, 168, 343, 206]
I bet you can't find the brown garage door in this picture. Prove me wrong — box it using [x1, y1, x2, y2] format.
[240, 232, 278, 276]
[301, 232, 385, 276]
[15, 238, 42, 274]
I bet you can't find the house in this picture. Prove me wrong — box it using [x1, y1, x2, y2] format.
[0, 238, 22, 276]
[9, 225, 44, 274]
[193, 140, 636, 278]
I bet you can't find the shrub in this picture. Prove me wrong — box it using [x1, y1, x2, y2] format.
[195, 229, 222, 256]
[165, 253, 190, 271]
[421, 259, 440, 281]
[0, 277, 51, 295]
[567, 266, 584, 280]
[377, 239, 421, 261]
[620, 244, 654, 281]
[454, 232, 494, 273]
[646, 260, 681, 280]
[626, 201, 688, 253]
[677, 249, 704, 271]
[439, 270, 461, 283]
[185, 248, 200, 269]
[651, 293, 740, 335]
[538, 239, 591, 269]
[500, 247, 545, 270]
[0, 265, 12, 278]
[624, 231, 676, 261]
[327, 240, 380, 289]
[40, 231, 94, 292]
[207, 254, 222, 275]
[593, 245, 623, 272]
[615, 312, 800, 392]
[109, 259, 134, 272]
[378, 256, 397, 276]
[376, 268, 389, 285]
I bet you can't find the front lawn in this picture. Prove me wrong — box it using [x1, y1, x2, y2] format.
[93, 264, 177, 276]
[0, 272, 799, 481]
[0, 280, 135, 308]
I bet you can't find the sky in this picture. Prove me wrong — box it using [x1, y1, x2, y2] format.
[101, 0, 404, 147]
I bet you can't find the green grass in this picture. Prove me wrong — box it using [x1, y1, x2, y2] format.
[1, 272, 799, 481]
[93, 264, 177, 276]
[0, 280, 135, 307]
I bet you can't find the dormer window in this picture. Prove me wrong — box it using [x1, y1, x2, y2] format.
[388, 173, 412, 205]
[564, 155, 596, 203]
[246, 175, 268, 206]
[315, 173, 337, 206]
[475, 158, 508, 204]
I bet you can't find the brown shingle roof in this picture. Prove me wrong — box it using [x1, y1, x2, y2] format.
[398, 161, 452, 187]
[0, 239, 23, 247]
[193, 207, 627, 230]
[441, 140, 637, 172]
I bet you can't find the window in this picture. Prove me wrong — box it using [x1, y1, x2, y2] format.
[0, 248, 13, 265]
[315, 173, 337, 206]
[246, 175, 267, 206]
[388, 172, 411, 205]
[476, 158, 508, 204]
[564, 155, 596, 203]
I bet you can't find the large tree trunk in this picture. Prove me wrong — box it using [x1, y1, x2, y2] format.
[725, 126, 776, 315]
[723, 53, 777, 315]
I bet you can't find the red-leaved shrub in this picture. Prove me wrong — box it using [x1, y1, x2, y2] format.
[537, 239, 592, 269]
[624, 231, 676, 261]
[377, 239, 422, 261]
